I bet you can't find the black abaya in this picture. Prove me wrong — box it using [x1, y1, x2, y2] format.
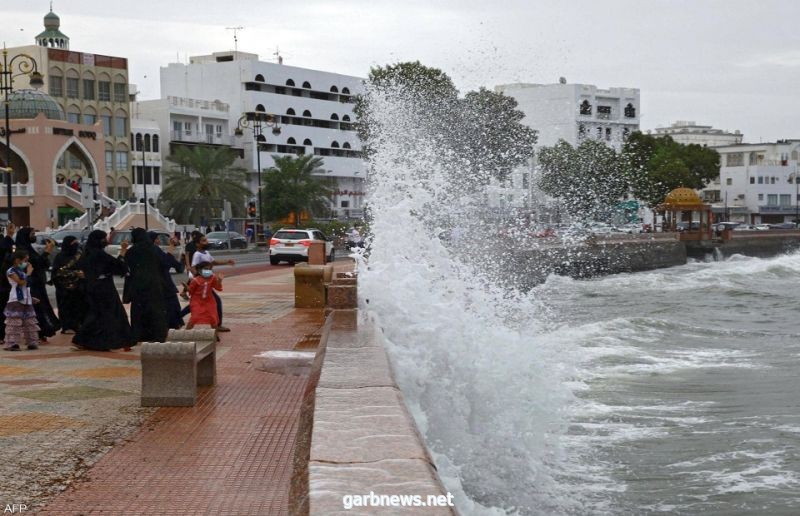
[124, 228, 167, 343]
[15, 228, 60, 338]
[51, 237, 88, 333]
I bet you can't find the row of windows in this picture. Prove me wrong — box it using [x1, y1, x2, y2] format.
[282, 137, 352, 149]
[257, 143, 362, 159]
[759, 193, 798, 204]
[252, 74, 352, 95]
[749, 176, 800, 185]
[133, 166, 161, 185]
[245, 82, 355, 103]
[50, 77, 127, 103]
[63, 110, 127, 138]
[105, 150, 130, 171]
[579, 100, 636, 118]
[578, 125, 631, 141]
[131, 133, 161, 152]
[260, 105, 353, 122]
[726, 152, 797, 167]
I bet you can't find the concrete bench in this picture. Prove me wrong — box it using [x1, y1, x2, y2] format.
[140, 328, 217, 407]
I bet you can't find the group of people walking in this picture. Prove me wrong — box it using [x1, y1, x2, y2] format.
[0, 224, 232, 352]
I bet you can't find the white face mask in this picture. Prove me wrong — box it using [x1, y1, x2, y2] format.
[200, 269, 213, 278]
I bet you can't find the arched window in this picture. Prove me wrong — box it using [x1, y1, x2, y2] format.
[286, 79, 295, 87]
[303, 138, 312, 146]
[330, 85, 339, 93]
[302, 110, 312, 117]
[341, 87, 351, 95]
[330, 113, 339, 120]
[286, 108, 296, 116]
[152, 134, 160, 152]
[134, 132, 143, 151]
[342, 142, 351, 149]
[331, 141, 340, 148]
[255, 104, 266, 112]
[255, 74, 265, 82]
[144, 134, 151, 152]
[624, 103, 636, 118]
[287, 137, 297, 145]
[580, 100, 592, 115]
[302, 81, 311, 89]
[342, 114, 351, 122]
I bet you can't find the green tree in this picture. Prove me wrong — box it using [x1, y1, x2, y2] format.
[537, 139, 629, 219]
[355, 61, 536, 184]
[262, 154, 333, 226]
[622, 132, 720, 206]
[158, 145, 251, 224]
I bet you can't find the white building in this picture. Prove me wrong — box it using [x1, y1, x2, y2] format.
[491, 81, 640, 215]
[715, 140, 800, 224]
[652, 121, 743, 147]
[129, 119, 163, 203]
[140, 51, 365, 219]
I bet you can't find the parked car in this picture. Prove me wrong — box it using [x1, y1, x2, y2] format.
[32, 233, 56, 254]
[269, 228, 334, 265]
[48, 229, 89, 247]
[105, 230, 171, 255]
[768, 222, 798, 230]
[204, 231, 248, 250]
[714, 222, 741, 232]
[754, 224, 771, 231]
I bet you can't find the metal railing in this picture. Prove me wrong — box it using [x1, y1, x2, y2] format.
[170, 130, 232, 146]
[167, 96, 230, 113]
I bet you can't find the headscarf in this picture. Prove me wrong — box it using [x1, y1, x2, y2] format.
[60, 236, 80, 257]
[14, 227, 36, 254]
[85, 230, 107, 251]
[131, 227, 150, 246]
[147, 231, 160, 245]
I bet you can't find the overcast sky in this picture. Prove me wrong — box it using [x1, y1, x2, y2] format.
[5, 0, 799, 142]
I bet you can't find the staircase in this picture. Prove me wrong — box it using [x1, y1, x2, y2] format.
[56, 201, 177, 233]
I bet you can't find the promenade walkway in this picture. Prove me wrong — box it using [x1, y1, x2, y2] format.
[0, 264, 333, 514]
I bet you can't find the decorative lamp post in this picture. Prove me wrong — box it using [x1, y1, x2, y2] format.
[0, 45, 44, 223]
[235, 111, 281, 230]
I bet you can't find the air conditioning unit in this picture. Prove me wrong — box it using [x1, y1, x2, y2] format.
[736, 194, 745, 200]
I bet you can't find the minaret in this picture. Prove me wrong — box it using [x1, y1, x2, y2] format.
[35, 3, 70, 50]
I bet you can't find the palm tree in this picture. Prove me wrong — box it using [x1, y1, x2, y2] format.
[158, 146, 252, 224]
[262, 154, 333, 226]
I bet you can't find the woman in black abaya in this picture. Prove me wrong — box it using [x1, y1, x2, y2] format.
[51, 236, 88, 333]
[124, 228, 167, 343]
[73, 230, 132, 351]
[15, 227, 60, 339]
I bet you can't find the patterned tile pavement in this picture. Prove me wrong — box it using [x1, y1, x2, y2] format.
[22, 262, 346, 515]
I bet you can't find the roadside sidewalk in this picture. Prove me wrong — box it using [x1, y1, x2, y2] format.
[0, 264, 337, 514]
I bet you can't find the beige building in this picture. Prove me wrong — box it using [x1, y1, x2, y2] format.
[9, 8, 133, 202]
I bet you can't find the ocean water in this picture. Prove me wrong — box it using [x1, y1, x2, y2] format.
[356, 84, 800, 514]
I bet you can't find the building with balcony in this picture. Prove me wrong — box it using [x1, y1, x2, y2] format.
[130, 119, 163, 204]
[0, 89, 108, 228]
[9, 7, 133, 203]
[651, 121, 743, 148]
[148, 51, 365, 219]
[715, 140, 800, 224]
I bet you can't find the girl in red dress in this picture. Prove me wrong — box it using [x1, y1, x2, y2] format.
[186, 263, 223, 329]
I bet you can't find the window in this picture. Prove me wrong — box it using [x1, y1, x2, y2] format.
[303, 138, 312, 146]
[286, 108, 296, 116]
[83, 79, 95, 100]
[623, 127, 630, 139]
[750, 177, 755, 184]
[579, 100, 592, 115]
[153, 166, 160, 185]
[757, 176, 763, 184]
[330, 85, 339, 93]
[341, 87, 351, 95]
[302, 110, 312, 117]
[152, 135, 159, 152]
[605, 127, 612, 141]
[341, 200, 350, 208]
[578, 124, 586, 138]
[98, 81, 111, 101]
[771, 177, 776, 184]
[287, 137, 296, 145]
[597, 106, 611, 119]
[101, 115, 112, 135]
[66, 78, 79, 98]
[726, 178, 732, 185]
[69, 154, 82, 169]
[144, 134, 151, 152]
[758, 193, 764, 201]
[768, 194, 778, 206]
[116, 186, 130, 200]
[134, 133, 143, 151]
[597, 127, 603, 139]
[780, 194, 791, 206]
[50, 76, 63, 97]
[342, 115, 351, 122]
[184, 122, 192, 135]
[114, 116, 127, 137]
[302, 81, 311, 89]
[254, 74, 265, 82]
[624, 103, 636, 118]
[215, 125, 222, 137]
[286, 79, 295, 87]
[105, 150, 114, 170]
[83, 113, 96, 125]
[726, 153, 744, 167]
[113, 83, 127, 103]
[67, 112, 80, 124]
[116, 151, 128, 170]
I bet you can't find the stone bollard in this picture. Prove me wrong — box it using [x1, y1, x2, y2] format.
[327, 277, 357, 309]
[141, 341, 199, 407]
[308, 241, 326, 265]
[294, 263, 326, 308]
[166, 328, 217, 386]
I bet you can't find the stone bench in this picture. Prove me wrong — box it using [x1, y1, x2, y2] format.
[140, 328, 217, 407]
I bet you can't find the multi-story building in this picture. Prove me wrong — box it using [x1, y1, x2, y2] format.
[130, 119, 163, 203]
[140, 50, 365, 219]
[715, 140, 800, 224]
[490, 81, 640, 214]
[9, 8, 133, 202]
[651, 121, 743, 147]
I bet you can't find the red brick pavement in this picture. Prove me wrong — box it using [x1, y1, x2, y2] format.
[39, 266, 325, 515]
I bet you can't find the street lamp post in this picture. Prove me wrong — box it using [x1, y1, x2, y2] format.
[235, 111, 280, 234]
[0, 44, 44, 223]
[136, 133, 149, 230]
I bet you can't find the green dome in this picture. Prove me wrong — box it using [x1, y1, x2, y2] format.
[1, 89, 65, 121]
[44, 11, 60, 30]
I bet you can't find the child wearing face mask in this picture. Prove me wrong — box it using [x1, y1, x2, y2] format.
[185, 262, 223, 330]
[4, 250, 40, 350]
